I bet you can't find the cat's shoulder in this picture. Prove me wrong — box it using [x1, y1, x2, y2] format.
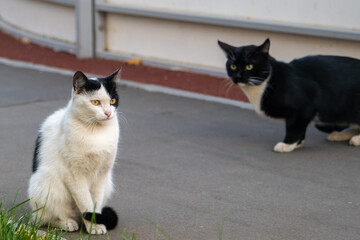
[40, 107, 68, 130]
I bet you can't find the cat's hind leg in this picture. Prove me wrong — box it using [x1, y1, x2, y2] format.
[327, 127, 360, 141]
[349, 134, 360, 146]
[32, 198, 81, 232]
[30, 195, 80, 232]
[49, 201, 82, 231]
[29, 174, 81, 232]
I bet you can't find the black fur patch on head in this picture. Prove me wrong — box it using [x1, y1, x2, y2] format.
[84, 79, 102, 92]
[32, 132, 42, 172]
[83, 207, 118, 230]
[73, 71, 101, 94]
[96, 69, 120, 108]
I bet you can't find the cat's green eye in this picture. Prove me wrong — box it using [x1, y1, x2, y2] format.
[245, 64, 254, 71]
[230, 64, 237, 70]
[91, 100, 100, 106]
[110, 98, 116, 104]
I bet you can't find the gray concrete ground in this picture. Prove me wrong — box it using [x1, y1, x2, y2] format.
[0, 63, 360, 240]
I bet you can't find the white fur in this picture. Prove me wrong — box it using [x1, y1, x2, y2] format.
[328, 127, 360, 142]
[239, 75, 270, 117]
[274, 141, 303, 153]
[28, 85, 119, 235]
[350, 135, 360, 146]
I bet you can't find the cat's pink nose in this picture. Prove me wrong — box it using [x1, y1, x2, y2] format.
[105, 111, 111, 117]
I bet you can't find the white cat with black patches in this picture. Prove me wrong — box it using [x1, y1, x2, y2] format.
[28, 69, 121, 234]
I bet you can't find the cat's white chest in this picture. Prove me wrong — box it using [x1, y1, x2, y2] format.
[82, 121, 119, 150]
[69, 115, 118, 143]
[60, 116, 119, 173]
[240, 79, 268, 117]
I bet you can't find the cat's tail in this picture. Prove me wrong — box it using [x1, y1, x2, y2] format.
[83, 207, 118, 230]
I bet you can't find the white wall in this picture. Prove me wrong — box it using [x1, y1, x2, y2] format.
[105, 14, 360, 71]
[107, 0, 360, 30]
[104, 0, 360, 71]
[0, 0, 76, 43]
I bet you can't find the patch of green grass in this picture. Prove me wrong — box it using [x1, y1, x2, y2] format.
[119, 229, 136, 240]
[0, 196, 64, 240]
[0, 194, 117, 240]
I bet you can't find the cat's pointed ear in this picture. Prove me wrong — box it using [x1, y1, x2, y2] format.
[218, 40, 236, 60]
[73, 71, 88, 94]
[258, 38, 270, 54]
[106, 67, 121, 83]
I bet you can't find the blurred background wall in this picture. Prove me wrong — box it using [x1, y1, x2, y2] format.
[1, 0, 360, 76]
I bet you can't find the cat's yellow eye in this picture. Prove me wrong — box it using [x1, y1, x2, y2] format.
[230, 64, 237, 70]
[245, 64, 254, 71]
[91, 100, 100, 106]
[110, 98, 116, 104]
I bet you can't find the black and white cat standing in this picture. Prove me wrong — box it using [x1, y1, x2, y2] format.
[218, 39, 360, 152]
[28, 69, 121, 234]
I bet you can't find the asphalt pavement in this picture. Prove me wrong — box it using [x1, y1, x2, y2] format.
[0, 62, 359, 240]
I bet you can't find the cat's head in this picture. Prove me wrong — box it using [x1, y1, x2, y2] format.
[218, 39, 271, 87]
[71, 68, 121, 124]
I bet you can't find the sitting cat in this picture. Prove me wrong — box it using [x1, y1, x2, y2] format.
[218, 38, 360, 152]
[28, 69, 121, 234]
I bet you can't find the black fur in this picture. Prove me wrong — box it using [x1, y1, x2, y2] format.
[100, 69, 120, 108]
[73, 69, 120, 108]
[218, 38, 360, 148]
[32, 132, 42, 172]
[314, 123, 348, 134]
[83, 207, 118, 230]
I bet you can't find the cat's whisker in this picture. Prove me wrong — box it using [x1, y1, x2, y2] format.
[220, 79, 233, 97]
[247, 78, 264, 86]
[224, 80, 235, 96]
[224, 80, 232, 89]
[249, 81, 262, 85]
[249, 77, 264, 81]
[249, 78, 263, 82]
[221, 78, 231, 92]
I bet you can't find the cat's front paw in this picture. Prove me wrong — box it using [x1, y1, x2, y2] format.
[84, 220, 107, 235]
[274, 142, 298, 153]
[89, 224, 107, 235]
[60, 219, 79, 232]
